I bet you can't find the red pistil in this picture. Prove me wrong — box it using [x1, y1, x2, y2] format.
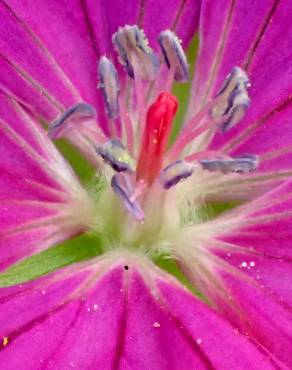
[136, 92, 178, 185]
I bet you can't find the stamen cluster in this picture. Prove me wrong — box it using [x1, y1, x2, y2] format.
[48, 25, 257, 224]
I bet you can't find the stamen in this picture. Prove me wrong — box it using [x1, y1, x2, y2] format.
[168, 68, 250, 160]
[199, 155, 259, 174]
[160, 160, 195, 189]
[158, 30, 189, 82]
[112, 25, 158, 80]
[211, 67, 250, 132]
[111, 173, 144, 221]
[96, 139, 136, 172]
[48, 103, 96, 139]
[98, 56, 120, 119]
[136, 92, 178, 185]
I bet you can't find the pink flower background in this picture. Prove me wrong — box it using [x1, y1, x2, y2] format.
[0, 0, 291, 369]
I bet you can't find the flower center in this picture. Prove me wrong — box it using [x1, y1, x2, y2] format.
[48, 24, 259, 243]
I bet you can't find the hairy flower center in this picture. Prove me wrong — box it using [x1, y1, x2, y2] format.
[48, 24, 260, 253]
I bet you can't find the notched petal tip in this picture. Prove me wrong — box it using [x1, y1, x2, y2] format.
[158, 30, 189, 82]
[48, 103, 97, 139]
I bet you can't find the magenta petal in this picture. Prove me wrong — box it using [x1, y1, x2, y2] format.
[2, 0, 99, 113]
[140, 0, 200, 49]
[0, 93, 88, 270]
[207, 181, 292, 367]
[190, 0, 292, 171]
[0, 268, 122, 369]
[0, 0, 200, 124]
[131, 272, 277, 369]
[0, 259, 279, 369]
[83, 0, 200, 53]
[217, 273, 292, 369]
[0, 1, 83, 118]
[157, 279, 287, 369]
[218, 180, 292, 264]
[190, 0, 275, 111]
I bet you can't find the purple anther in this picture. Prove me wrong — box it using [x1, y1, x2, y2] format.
[48, 103, 96, 139]
[111, 173, 144, 221]
[160, 160, 195, 189]
[98, 56, 120, 119]
[158, 30, 189, 82]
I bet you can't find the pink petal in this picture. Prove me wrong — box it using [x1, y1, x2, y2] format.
[0, 0, 200, 123]
[0, 93, 89, 270]
[189, 0, 292, 172]
[217, 273, 292, 369]
[82, 0, 200, 52]
[0, 1, 80, 118]
[2, 0, 99, 113]
[0, 259, 278, 369]
[207, 180, 292, 367]
[218, 179, 292, 265]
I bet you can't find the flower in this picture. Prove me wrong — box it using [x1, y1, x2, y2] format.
[0, 0, 291, 368]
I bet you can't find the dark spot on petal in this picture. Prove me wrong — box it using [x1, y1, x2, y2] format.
[124, 265, 129, 270]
